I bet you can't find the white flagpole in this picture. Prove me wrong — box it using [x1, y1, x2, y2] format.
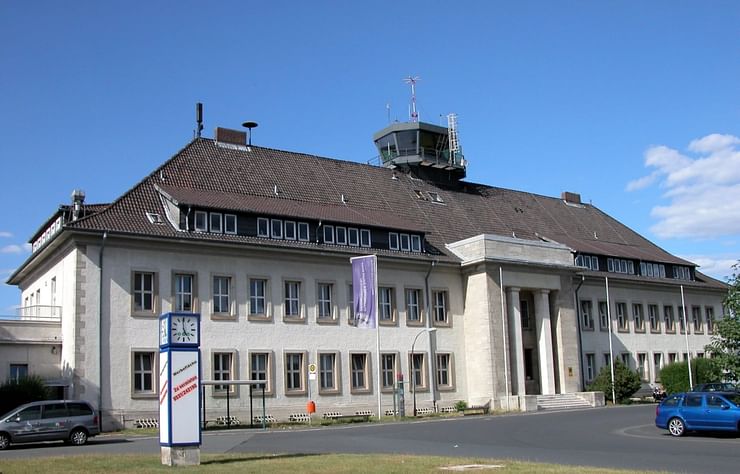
[375, 255, 382, 420]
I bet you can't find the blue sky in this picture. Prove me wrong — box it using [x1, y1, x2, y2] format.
[1, 1, 738, 313]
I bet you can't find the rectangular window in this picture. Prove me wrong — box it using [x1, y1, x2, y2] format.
[648, 304, 660, 332]
[400, 233, 410, 251]
[194, 211, 208, 232]
[323, 225, 334, 244]
[663, 306, 675, 333]
[433, 290, 449, 325]
[692, 306, 703, 333]
[405, 288, 422, 324]
[436, 353, 454, 389]
[410, 352, 427, 390]
[257, 217, 269, 237]
[285, 352, 305, 393]
[603, 353, 611, 368]
[133, 271, 156, 314]
[250, 352, 272, 394]
[317, 282, 334, 321]
[586, 353, 595, 382]
[212, 276, 231, 315]
[9, 364, 28, 382]
[637, 353, 648, 381]
[381, 353, 397, 391]
[224, 214, 237, 234]
[335, 226, 347, 245]
[521, 300, 531, 330]
[319, 352, 338, 393]
[620, 353, 630, 368]
[297, 222, 309, 241]
[284, 280, 302, 319]
[668, 352, 678, 364]
[348, 228, 359, 246]
[133, 351, 155, 395]
[210, 212, 223, 233]
[213, 352, 233, 393]
[653, 353, 663, 382]
[379, 287, 396, 324]
[632, 303, 644, 332]
[351, 353, 370, 392]
[580, 300, 594, 330]
[284, 221, 297, 240]
[389, 232, 399, 250]
[678, 306, 687, 334]
[174, 273, 195, 312]
[598, 301, 609, 331]
[410, 235, 422, 252]
[616, 302, 628, 331]
[706, 306, 715, 334]
[347, 283, 355, 323]
[360, 229, 371, 247]
[271, 219, 283, 239]
[249, 278, 268, 317]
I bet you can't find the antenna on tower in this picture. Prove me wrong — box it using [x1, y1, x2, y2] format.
[403, 76, 420, 122]
[195, 103, 204, 138]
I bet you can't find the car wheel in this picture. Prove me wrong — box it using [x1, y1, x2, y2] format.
[0, 432, 10, 450]
[668, 417, 685, 437]
[69, 428, 88, 446]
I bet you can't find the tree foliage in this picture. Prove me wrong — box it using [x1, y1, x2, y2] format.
[659, 358, 722, 395]
[705, 261, 740, 381]
[587, 360, 642, 403]
[0, 375, 51, 416]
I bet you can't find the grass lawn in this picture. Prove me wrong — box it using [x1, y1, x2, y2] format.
[0, 453, 670, 473]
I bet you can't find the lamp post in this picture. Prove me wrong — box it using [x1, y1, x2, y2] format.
[411, 327, 437, 417]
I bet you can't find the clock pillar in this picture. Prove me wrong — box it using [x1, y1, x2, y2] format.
[159, 312, 202, 467]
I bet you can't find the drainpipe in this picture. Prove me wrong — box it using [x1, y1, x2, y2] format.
[98, 231, 107, 432]
[573, 275, 585, 390]
[424, 259, 437, 411]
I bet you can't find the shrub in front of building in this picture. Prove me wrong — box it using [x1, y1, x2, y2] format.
[587, 360, 641, 403]
[659, 358, 722, 395]
[0, 376, 50, 415]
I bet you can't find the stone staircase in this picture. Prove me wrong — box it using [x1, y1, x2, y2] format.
[536, 393, 593, 411]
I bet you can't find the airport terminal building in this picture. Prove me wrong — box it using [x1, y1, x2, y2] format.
[4, 118, 727, 428]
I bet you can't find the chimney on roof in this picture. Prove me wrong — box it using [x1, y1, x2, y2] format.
[71, 189, 85, 221]
[214, 127, 247, 146]
[561, 191, 581, 205]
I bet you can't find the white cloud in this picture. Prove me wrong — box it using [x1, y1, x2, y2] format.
[0, 231, 12, 238]
[1, 244, 31, 254]
[629, 133, 740, 239]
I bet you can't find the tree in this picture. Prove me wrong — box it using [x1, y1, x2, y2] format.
[705, 261, 740, 381]
[659, 358, 721, 394]
[587, 360, 642, 403]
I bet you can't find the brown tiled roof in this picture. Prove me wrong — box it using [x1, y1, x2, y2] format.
[66, 137, 694, 269]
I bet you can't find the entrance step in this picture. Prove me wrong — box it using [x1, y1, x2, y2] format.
[536, 393, 592, 411]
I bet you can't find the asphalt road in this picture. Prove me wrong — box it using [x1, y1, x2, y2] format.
[1, 405, 738, 473]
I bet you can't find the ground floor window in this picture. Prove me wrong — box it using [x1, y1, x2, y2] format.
[350, 353, 370, 393]
[9, 363, 28, 382]
[585, 353, 595, 382]
[436, 353, 454, 390]
[213, 352, 234, 393]
[132, 351, 155, 395]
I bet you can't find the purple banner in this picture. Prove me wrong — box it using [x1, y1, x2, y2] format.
[351, 255, 377, 329]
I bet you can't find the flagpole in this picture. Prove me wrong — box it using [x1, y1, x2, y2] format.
[375, 255, 382, 420]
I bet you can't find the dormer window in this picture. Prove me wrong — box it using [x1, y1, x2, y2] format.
[575, 254, 599, 271]
[285, 221, 297, 240]
[389, 233, 399, 250]
[257, 218, 269, 237]
[428, 192, 444, 203]
[607, 258, 634, 274]
[323, 225, 335, 244]
[411, 235, 421, 252]
[335, 226, 347, 245]
[673, 265, 692, 281]
[210, 212, 223, 233]
[194, 211, 208, 232]
[271, 219, 283, 239]
[224, 214, 237, 234]
[348, 228, 359, 247]
[400, 234, 410, 251]
[640, 262, 666, 278]
[297, 222, 309, 241]
[360, 229, 371, 247]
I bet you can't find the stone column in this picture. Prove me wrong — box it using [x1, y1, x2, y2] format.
[506, 287, 525, 395]
[535, 289, 556, 395]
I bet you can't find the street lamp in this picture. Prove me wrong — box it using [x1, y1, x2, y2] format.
[411, 327, 437, 417]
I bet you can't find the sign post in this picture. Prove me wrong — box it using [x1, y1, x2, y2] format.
[159, 312, 201, 466]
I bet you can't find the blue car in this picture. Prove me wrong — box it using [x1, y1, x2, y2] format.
[655, 392, 740, 437]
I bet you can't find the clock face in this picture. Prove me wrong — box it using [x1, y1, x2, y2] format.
[170, 315, 198, 344]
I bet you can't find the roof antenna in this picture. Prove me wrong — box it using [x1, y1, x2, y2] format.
[195, 102, 204, 138]
[403, 76, 420, 122]
[242, 121, 259, 147]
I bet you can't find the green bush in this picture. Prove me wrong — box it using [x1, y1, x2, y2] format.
[0, 376, 51, 416]
[454, 400, 468, 411]
[587, 360, 641, 403]
[659, 358, 721, 395]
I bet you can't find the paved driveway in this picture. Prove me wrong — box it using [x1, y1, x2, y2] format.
[1, 405, 738, 473]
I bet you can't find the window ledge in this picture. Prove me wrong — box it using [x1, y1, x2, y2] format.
[379, 320, 398, 327]
[211, 313, 237, 321]
[285, 390, 308, 397]
[283, 317, 307, 324]
[247, 314, 273, 323]
[349, 389, 372, 395]
[131, 393, 157, 399]
[316, 318, 339, 325]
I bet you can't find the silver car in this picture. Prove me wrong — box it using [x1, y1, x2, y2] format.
[0, 400, 100, 449]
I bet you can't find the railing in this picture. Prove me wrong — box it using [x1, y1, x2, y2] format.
[0, 305, 62, 322]
[375, 147, 466, 168]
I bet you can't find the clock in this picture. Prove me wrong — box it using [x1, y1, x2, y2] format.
[170, 314, 199, 345]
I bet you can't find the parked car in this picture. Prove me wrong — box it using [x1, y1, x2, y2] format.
[690, 382, 738, 392]
[0, 400, 99, 449]
[655, 392, 740, 437]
